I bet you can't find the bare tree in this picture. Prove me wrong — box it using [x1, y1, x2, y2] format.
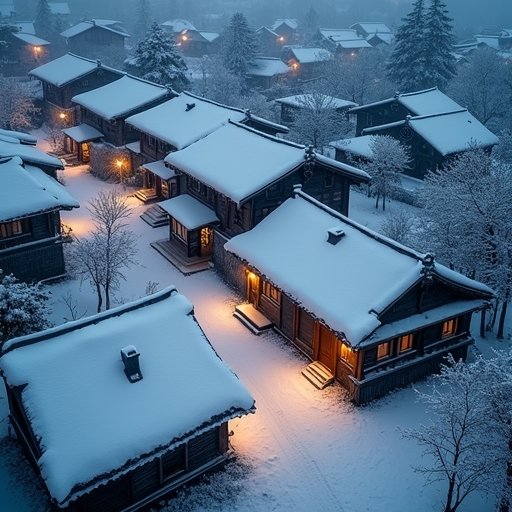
[359, 135, 411, 210]
[402, 356, 504, 512]
[285, 91, 353, 154]
[380, 208, 416, 245]
[69, 191, 138, 312]
[0, 78, 40, 131]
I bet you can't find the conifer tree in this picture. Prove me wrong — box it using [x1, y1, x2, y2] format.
[134, 0, 152, 42]
[386, 0, 428, 92]
[34, 0, 57, 42]
[424, 0, 456, 89]
[133, 22, 189, 91]
[221, 12, 257, 81]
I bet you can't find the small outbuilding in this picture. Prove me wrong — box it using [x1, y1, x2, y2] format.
[0, 287, 255, 511]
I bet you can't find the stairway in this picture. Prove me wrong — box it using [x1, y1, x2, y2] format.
[134, 188, 159, 203]
[233, 303, 273, 335]
[301, 361, 335, 390]
[140, 204, 168, 228]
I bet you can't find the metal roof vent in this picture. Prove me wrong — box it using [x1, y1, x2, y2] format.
[120, 345, 143, 383]
[185, 102, 196, 111]
[327, 226, 345, 245]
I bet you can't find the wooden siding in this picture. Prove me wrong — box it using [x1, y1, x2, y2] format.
[66, 27, 126, 61]
[354, 102, 412, 136]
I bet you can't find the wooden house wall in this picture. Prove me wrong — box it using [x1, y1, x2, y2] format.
[139, 133, 173, 162]
[354, 102, 411, 136]
[66, 424, 228, 512]
[257, 30, 282, 57]
[0, 36, 50, 76]
[65, 27, 126, 60]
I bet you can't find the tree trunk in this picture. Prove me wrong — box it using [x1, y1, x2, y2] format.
[497, 300, 508, 339]
[105, 280, 111, 311]
[444, 476, 456, 512]
[95, 282, 103, 313]
[479, 309, 486, 338]
[491, 299, 499, 329]
[382, 192, 386, 211]
[375, 192, 380, 209]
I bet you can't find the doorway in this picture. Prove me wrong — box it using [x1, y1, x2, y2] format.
[247, 272, 260, 307]
[317, 325, 337, 373]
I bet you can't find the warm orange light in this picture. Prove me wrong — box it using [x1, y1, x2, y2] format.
[247, 271, 257, 281]
[59, 112, 67, 120]
[182, 34, 188, 41]
[278, 36, 285, 42]
[33, 46, 41, 56]
[291, 62, 299, 70]
[115, 159, 123, 169]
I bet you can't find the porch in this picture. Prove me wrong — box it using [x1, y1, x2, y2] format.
[62, 123, 104, 163]
[136, 160, 176, 205]
[151, 238, 212, 275]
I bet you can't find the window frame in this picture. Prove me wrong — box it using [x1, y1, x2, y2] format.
[262, 280, 281, 305]
[441, 318, 458, 338]
[376, 341, 390, 360]
[0, 220, 23, 238]
[171, 218, 188, 242]
[398, 333, 413, 353]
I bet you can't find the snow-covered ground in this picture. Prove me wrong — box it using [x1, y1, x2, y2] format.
[0, 164, 509, 512]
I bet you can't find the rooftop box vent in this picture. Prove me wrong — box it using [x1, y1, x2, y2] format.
[327, 226, 345, 245]
[120, 345, 143, 383]
[185, 102, 196, 111]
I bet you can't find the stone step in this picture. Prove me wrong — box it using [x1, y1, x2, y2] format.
[140, 205, 168, 228]
[233, 303, 273, 335]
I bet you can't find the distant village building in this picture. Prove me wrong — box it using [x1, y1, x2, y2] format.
[348, 88, 498, 179]
[156, 121, 368, 273]
[66, 75, 173, 163]
[0, 1, 14, 19]
[29, 53, 123, 127]
[349, 22, 392, 46]
[0, 287, 255, 511]
[0, 133, 79, 282]
[60, 19, 129, 64]
[161, 19, 196, 37]
[271, 18, 298, 46]
[125, 92, 288, 212]
[246, 57, 290, 89]
[224, 189, 494, 404]
[49, 2, 71, 20]
[176, 29, 219, 56]
[275, 93, 357, 125]
[315, 28, 372, 55]
[0, 28, 50, 76]
[282, 47, 332, 80]
[256, 26, 284, 57]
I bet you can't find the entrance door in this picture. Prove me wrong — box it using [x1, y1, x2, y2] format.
[81, 143, 90, 163]
[317, 325, 336, 373]
[200, 227, 213, 256]
[247, 272, 260, 307]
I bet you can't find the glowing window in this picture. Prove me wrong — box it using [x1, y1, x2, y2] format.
[399, 334, 413, 353]
[377, 342, 390, 360]
[441, 318, 458, 338]
[262, 280, 280, 304]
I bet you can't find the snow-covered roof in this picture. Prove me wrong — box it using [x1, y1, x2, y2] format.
[14, 21, 35, 35]
[165, 122, 367, 205]
[158, 194, 219, 229]
[49, 2, 70, 15]
[72, 75, 169, 121]
[225, 191, 492, 347]
[61, 19, 129, 39]
[62, 123, 104, 143]
[29, 53, 120, 87]
[13, 32, 50, 46]
[349, 87, 463, 115]
[256, 26, 279, 37]
[198, 31, 219, 42]
[288, 47, 331, 63]
[331, 135, 374, 158]
[0, 128, 37, 145]
[247, 57, 290, 77]
[141, 160, 175, 181]
[337, 38, 373, 49]
[319, 28, 360, 41]
[126, 92, 247, 150]
[0, 139, 63, 169]
[272, 19, 298, 31]
[161, 19, 196, 33]
[0, 157, 78, 222]
[367, 32, 393, 44]
[363, 110, 499, 156]
[275, 94, 357, 110]
[0, 287, 254, 507]
[475, 34, 500, 49]
[350, 22, 391, 35]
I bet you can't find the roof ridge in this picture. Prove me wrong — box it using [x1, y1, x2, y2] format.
[400, 86, 438, 97]
[181, 91, 246, 114]
[227, 120, 304, 149]
[410, 108, 468, 120]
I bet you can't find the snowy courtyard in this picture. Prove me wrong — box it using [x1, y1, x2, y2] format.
[0, 163, 508, 512]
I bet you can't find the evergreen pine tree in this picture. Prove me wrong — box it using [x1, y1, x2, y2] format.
[221, 12, 257, 81]
[424, 0, 456, 89]
[133, 22, 190, 91]
[301, 6, 319, 44]
[135, 0, 152, 42]
[34, 0, 57, 42]
[386, 0, 429, 92]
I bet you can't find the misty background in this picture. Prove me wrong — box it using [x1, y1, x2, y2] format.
[13, 0, 512, 40]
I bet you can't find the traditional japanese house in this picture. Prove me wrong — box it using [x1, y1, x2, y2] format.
[330, 134, 373, 165]
[0, 28, 50, 76]
[0, 155, 78, 282]
[157, 121, 368, 273]
[125, 91, 288, 214]
[349, 22, 392, 46]
[271, 19, 298, 45]
[361, 109, 499, 179]
[349, 87, 464, 136]
[60, 19, 129, 63]
[256, 26, 284, 57]
[282, 47, 332, 80]
[161, 19, 196, 37]
[0, 287, 255, 511]
[275, 93, 357, 125]
[315, 28, 372, 55]
[246, 57, 290, 89]
[224, 189, 494, 404]
[29, 53, 123, 127]
[66, 75, 173, 163]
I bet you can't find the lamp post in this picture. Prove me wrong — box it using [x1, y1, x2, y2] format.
[115, 158, 124, 184]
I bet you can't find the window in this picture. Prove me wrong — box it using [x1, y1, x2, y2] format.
[324, 174, 334, 188]
[339, 342, 356, 366]
[377, 341, 390, 360]
[82, 79, 89, 86]
[160, 445, 186, 481]
[398, 334, 413, 353]
[262, 280, 280, 304]
[188, 177, 207, 197]
[441, 318, 458, 338]
[172, 218, 187, 242]
[147, 135, 155, 147]
[0, 220, 23, 238]
[159, 140, 168, 152]
[266, 182, 282, 198]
